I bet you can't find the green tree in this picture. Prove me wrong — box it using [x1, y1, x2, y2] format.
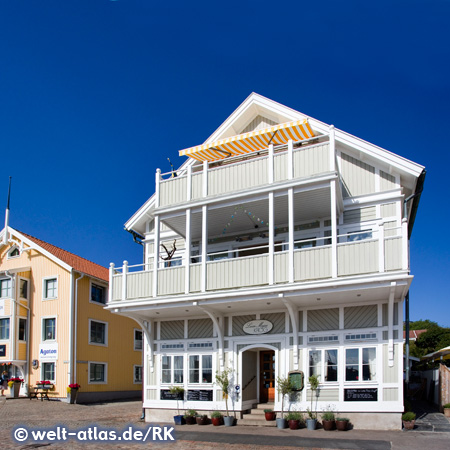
[407, 319, 438, 330]
[415, 326, 450, 354]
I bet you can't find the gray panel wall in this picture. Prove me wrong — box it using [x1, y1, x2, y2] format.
[382, 303, 399, 326]
[344, 305, 378, 329]
[261, 312, 285, 334]
[307, 308, 339, 331]
[232, 315, 256, 336]
[188, 318, 213, 339]
[160, 320, 184, 340]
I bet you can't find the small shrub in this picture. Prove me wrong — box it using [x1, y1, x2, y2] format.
[211, 411, 222, 419]
[184, 409, 197, 418]
[402, 412, 416, 422]
[263, 408, 273, 413]
[336, 417, 349, 422]
[443, 403, 450, 408]
[285, 411, 303, 421]
[321, 411, 335, 421]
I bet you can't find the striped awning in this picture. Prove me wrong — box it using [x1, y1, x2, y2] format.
[179, 119, 315, 162]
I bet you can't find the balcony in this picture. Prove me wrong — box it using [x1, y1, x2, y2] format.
[109, 225, 407, 303]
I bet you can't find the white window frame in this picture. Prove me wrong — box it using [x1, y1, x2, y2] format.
[41, 362, 56, 383]
[7, 246, 20, 259]
[308, 348, 338, 383]
[18, 317, 27, 342]
[18, 277, 29, 300]
[188, 354, 213, 385]
[88, 319, 108, 347]
[89, 280, 108, 305]
[345, 346, 377, 383]
[42, 276, 58, 300]
[160, 354, 184, 385]
[0, 278, 12, 299]
[42, 316, 57, 342]
[134, 328, 143, 351]
[133, 365, 143, 384]
[0, 317, 10, 340]
[88, 361, 108, 384]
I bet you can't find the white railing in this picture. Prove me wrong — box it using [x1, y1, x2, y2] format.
[109, 223, 405, 303]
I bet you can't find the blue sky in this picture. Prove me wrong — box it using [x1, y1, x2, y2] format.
[1, 1, 449, 326]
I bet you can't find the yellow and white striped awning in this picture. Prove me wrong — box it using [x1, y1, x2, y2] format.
[179, 119, 315, 162]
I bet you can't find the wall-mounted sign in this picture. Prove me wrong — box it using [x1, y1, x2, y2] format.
[160, 389, 183, 401]
[344, 388, 378, 402]
[243, 320, 273, 335]
[0, 345, 5, 357]
[32, 359, 39, 369]
[186, 389, 213, 401]
[288, 371, 304, 391]
[39, 343, 58, 361]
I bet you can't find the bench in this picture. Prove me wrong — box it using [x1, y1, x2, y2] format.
[29, 387, 59, 401]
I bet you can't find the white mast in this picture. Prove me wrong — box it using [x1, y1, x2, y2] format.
[3, 176, 11, 244]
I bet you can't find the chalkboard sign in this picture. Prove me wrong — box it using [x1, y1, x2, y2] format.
[160, 389, 183, 401]
[0, 345, 5, 357]
[187, 389, 213, 401]
[288, 371, 304, 391]
[344, 388, 378, 402]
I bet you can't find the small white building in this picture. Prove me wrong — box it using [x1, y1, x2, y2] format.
[107, 93, 425, 429]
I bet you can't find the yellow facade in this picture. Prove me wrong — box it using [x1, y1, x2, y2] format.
[0, 230, 142, 401]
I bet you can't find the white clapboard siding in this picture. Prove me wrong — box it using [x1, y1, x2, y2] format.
[157, 266, 185, 296]
[159, 176, 187, 207]
[383, 344, 399, 383]
[208, 157, 268, 196]
[241, 115, 277, 133]
[274, 252, 289, 283]
[383, 388, 398, 401]
[340, 152, 376, 197]
[294, 247, 332, 281]
[343, 206, 377, 224]
[308, 308, 339, 331]
[337, 241, 378, 276]
[381, 203, 397, 219]
[385, 236, 402, 270]
[112, 276, 123, 301]
[380, 170, 397, 191]
[127, 271, 153, 299]
[293, 143, 329, 178]
[206, 255, 268, 290]
[160, 320, 184, 340]
[274, 153, 288, 182]
[190, 264, 201, 292]
[307, 388, 339, 402]
[344, 305, 378, 329]
[191, 172, 203, 200]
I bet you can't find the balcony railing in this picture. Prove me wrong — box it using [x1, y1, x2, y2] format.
[156, 137, 333, 208]
[109, 224, 407, 303]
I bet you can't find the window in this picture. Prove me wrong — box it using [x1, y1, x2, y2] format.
[134, 365, 143, 383]
[42, 362, 55, 382]
[19, 279, 28, 299]
[18, 318, 27, 341]
[345, 347, 376, 381]
[89, 362, 107, 383]
[309, 349, 338, 382]
[134, 330, 143, 350]
[43, 278, 58, 299]
[43, 318, 56, 341]
[164, 257, 182, 268]
[91, 283, 106, 304]
[0, 279, 12, 298]
[189, 355, 213, 383]
[294, 237, 317, 249]
[89, 320, 107, 346]
[347, 230, 372, 242]
[8, 247, 20, 258]
[0, 318, 10, 340]
[161, 355, 183, 384]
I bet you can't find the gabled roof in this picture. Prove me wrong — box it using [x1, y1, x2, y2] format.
[1, 227, 109, 282]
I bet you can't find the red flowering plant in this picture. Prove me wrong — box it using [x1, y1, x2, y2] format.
[67, 383, 81, 393]
[37, 380, 52, 385]
[7, 377, 24, 388]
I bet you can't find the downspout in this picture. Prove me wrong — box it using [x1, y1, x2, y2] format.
[5, 271, 16, 365]
[74, 273, 85, 384]
[68, 270, 75, 386]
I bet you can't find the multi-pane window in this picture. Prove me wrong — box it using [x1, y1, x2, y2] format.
[0, 279, 12, 298]
[345, 347, 376, 381]
[43, 318, 56, 341]
[18, 318, 27, 341]
[134, 365, 143, 383]
[42, 362, 55, 382]
[0, 318, 10, 340]
[89, 362, 107, 383]
[309, 349, 338, 382]
[89, 320, 107, 345]
[20, 279, 28, 299]
[44, 278, 57, 299]
[189, 355, 213, 383]
[134, 330, 143, 350]
[161, 355, 183, 384]
[8, 247, 20, 258]
[91, 284, 106, 304]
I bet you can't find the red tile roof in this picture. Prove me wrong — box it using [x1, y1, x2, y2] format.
[18, 230, 109, 282]
[403, 329, 427, 340]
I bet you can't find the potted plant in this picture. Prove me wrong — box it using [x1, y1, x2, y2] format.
[443, 403, 450, 418]
[321, 410, 336, 431]
[215, 368, 234, 426]
[276, 375, 293, 429]
[184, 409, 197, 425]
[8, 377, 23, 398]
[336, 417, 350, 431]
[402, 411, 416, 430]
[211, 411, 223, 426]
[285, 411, 303, 430]
[67, 383, 81, 404]
[169, 386, 185, 425]
[196, 414, 208, 425]
[306, 374, 319, 430]
[38, 380, 52, 389]
[264, 408, 276, 421]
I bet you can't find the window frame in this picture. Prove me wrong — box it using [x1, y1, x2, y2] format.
[308, 348, 338, 383]
[90, 281, 107, 305]
[134, 329, 143, 351]
[345, 346, 377, 382]
[18, 317, 27, 341]
[42, 276, 58, 300]
[42, 317, 56, 342]
[88, 319, 108, 347]
[88, 361, 108, 384]
[19, 278, 29, 300]
[133, 365, 143, 384]
[0, 278, 12, 299]
[7, 246, 20, 259]
[160, 354, 184, 385]
[0, 317, 10, 340]
[41, 362, 56, 383]
[188, 354, 213, 384]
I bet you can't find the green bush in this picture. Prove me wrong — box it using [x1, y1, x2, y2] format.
[285, 411, 303, 421]
[321, 411, 335, 421]
[443, 403, 450, 408]
[184, 409, 197, 418]
[211, 411, 222, 419]
[402, 412, 416, 422]
[336, 417, 349, 422]
[263, 408, 273, 413]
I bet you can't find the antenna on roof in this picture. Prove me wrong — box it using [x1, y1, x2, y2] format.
[3, 176, 11, 245]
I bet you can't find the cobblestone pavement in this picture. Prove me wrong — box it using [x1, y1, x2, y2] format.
[1, 397, 450, 450]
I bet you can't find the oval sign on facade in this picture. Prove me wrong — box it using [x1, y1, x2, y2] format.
[243, 319, 273, 335]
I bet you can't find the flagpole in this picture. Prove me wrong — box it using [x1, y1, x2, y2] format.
[3, 176, 11, 244]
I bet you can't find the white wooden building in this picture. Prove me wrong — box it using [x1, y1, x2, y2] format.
[107, 93, 425, 429]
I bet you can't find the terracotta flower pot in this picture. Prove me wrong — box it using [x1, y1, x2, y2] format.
[322, 419, 335, 431]
[403, 420, 415, 430]
[444, 408, 450, 418]
[264, 411, 276, 421]
[288, 419, 300, 430]
[211, 417, 222, 426]
[336, 419, 349, 431]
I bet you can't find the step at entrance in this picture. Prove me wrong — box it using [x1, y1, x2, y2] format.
[239, 403, 277, 427]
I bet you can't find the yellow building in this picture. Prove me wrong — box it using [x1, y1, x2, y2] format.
[0, 226, 142, 402]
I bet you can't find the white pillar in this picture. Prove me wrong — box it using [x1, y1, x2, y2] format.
[269, 192, 274, 285]
[109, 263, 115, 302]
[330, 180, 338, 278]
[402, 218, 409, 270]
[378, 221, 385, 273]
[202, 161, 208, 197]
[268, 144, 274, 184]
[153, 215, 160, 297]
[388, 283, 396, 367]
[201, 205, 207, 292]
[288, 188, 294, 283]
[186, 164, 192, 201]
[185, 208, 191, 294]
[122, 260, 128, 301]
[155, 169, 161, 208]
[288, 139, 293, 180]
[329, 125, 335, 172]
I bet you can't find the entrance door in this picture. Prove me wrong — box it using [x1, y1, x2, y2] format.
[259, 350, 275, 403]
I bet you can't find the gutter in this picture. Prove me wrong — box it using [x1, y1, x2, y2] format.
[404, 169, 426, 238]
[68, 270, 75, 386]
[74, 273, 85, 384]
